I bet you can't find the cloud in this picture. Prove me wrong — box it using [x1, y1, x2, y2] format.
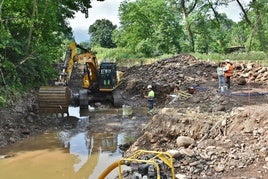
[218, 0, 250, 22]
[72, 29, 90, 43]
[68, 0, 122, 42]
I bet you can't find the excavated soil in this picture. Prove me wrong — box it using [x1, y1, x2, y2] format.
[1, 54, 268, 178]
[120, 54, 268, 178]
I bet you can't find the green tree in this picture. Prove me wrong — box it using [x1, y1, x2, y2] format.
[116, 0, 182, 57]
[225, 0, 268, 52]
[206, 2, 234, 53]
[169, 0, 199, 52]
[89, 19, 117, 48]
[0, 0, 102, 92]
[168, 0, 236, 53]
[246, 0, 268, 52]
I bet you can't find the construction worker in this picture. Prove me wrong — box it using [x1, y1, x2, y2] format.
[224, 59, 233, 89]
[145, 85, 155, 114]
[216, 62, 227, 91]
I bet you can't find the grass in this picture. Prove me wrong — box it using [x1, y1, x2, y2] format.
[193, 51, 268, 66]
[93, 47, 268, 67]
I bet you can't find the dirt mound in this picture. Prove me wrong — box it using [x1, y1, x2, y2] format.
[125, 105, 268, 178]
[121, 54, 268, 112]
[120, 54, 268, 178]
[120, 54, 216, 100]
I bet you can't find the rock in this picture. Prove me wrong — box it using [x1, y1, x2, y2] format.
[214, 105, 226, 112]
[8, 128, 15, 133]
[236, 77, 247, 85]
[179, 148, 195, 157]
[243, 119, 255, 133]
[21, 129, 30, 135]
[0, 154, 14, 159]
[94, 102, 102, 107]
[214, 164, 225, 172]
[200, 152, 210, 160]
[259, 148, 268, 157]
[9, 137, 16, 143]
[26, 115, 34, 123]
[189, 161, 200, 166]
[167, 149, 181, 158]
[175, 173, 187, 179]
[176, 136, 195, 148]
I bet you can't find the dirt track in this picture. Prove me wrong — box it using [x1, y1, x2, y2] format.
[1, 54, 268, 178]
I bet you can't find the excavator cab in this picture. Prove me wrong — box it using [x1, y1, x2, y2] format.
[99, 62, 117, 91]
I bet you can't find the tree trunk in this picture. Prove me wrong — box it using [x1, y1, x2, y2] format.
[181, 0, 195, 52]
[0, 0, 4, 19]
[25, 0, 37, 55]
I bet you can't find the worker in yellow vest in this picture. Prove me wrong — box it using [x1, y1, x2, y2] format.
[145, 85, 155, 114]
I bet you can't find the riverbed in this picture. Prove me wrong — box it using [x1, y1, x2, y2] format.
[0, 106, 149, 179]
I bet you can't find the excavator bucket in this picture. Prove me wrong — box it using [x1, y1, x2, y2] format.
[38, 86, 71, 116]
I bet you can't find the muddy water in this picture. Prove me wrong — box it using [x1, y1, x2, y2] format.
[0, 106, 148, 179]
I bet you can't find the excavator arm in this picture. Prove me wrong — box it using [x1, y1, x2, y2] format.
[58, 42, 97, 87]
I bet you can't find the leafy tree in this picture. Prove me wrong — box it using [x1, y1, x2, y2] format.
[228, 22, 249, 47]
[246, 0, 268, 52]
[89, 19, 117, 48]
[116, 0, 182, 57]
[168, 0, 199, 52]
[0, 0, 103, 93]
[226, 0, 268, 52]
[168, 0, 236, 53]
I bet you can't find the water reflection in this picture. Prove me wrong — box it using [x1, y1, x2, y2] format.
[0, 107, 130, 178]
[58, 129, 120, 177]
[0, 106, 146, 178]
[57, 108, 124, 178]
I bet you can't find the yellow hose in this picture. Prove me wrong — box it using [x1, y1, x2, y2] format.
[98, 160, 120, 179]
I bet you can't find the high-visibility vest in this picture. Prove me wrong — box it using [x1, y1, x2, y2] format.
[148, 90, 155, 99]
[225, 63, 233, 77]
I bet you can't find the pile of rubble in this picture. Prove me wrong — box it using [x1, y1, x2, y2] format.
[121, 54, 268, 178]
[120, 54, 268, 112]
[125, 106, 268, 178]
[120, 54, 216, 101]
[234, 62, 268, 85]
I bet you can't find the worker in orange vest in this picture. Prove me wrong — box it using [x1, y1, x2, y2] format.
[224, 59, 233, 89]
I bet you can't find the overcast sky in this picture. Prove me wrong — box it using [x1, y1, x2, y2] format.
[68, 0, 250, 43]
[68, 0, 122, 43]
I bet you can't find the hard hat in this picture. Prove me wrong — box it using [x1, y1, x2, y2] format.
[147, 85, 152, 89]
[225, 59, 230, 63]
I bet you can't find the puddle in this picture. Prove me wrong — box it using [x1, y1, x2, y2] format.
[0, 106, 148, 179]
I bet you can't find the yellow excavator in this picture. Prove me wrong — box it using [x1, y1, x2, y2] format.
[38, 42, 123, 116]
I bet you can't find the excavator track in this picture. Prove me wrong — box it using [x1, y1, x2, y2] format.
[38, 86, 71, 116]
